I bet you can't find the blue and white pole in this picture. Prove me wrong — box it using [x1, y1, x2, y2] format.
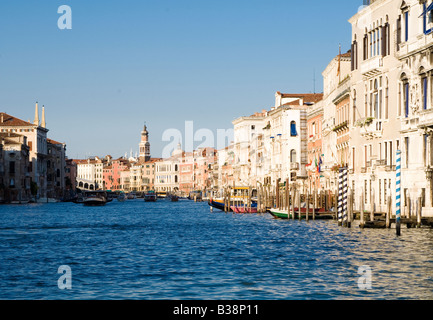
[396, 150, 402, 236]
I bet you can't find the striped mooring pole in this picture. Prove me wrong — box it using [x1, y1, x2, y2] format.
[343, 167, 348, 227]
[338, 168, 344, 226]
[396, 150, 402, 236]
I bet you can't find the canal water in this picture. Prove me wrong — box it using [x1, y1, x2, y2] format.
[0, 199, 432, 300]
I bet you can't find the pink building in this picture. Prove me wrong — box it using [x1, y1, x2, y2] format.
[104, 158, 130, 191]
[179, 152, 194, 196]
[194, 147, 217, 194]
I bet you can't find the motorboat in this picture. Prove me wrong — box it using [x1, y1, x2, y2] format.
[83, 191, 107, 206]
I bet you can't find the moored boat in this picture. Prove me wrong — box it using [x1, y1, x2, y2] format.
[144, 190, 157, 202]
[169, 194, 179, 202]
[268, 207, 335, 220]
[117, 192, 126, 202]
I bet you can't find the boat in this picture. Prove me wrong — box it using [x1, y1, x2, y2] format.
[105, 191, 116, 202]
[117, 192, 126, 202]
[230, 205, 257, 214]
[268, 207, 335, 220]
[169, 194, 179, 202]
[208, 187, 257, 212]
[73, 194, 85, 204]
[144, 190, 157, 202]
[360, 220, 387, 229]
[127, 192, 137, 200]
[83, 191, 107, 206]
[188, 190, 202, 201]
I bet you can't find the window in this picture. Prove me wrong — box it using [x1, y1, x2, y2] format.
[405, 137, 409, 168]
[423, 77, 428, 110]
[422, 188, 426, 207]
[379, 179, 382, 205]
[9, 161, 15, 174]
[397, 15, 402, 49]
[353, 90, 357, 123]
[290, 150, 297, 163]
[404, 82, 409, 117]
[381, 23, 389, 56]
[364, 180, 368, 204]
[405, 11, 409, 42]
[290, 121, 297, 136]
[351, 40, 358, 70]
[363, 34, 368, 60]
[385, 84, 389, 119]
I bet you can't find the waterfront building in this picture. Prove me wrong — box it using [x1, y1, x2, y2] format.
[179, 151, 195, 196]
[232, 111, 267, 187]
[232, 93, 322, 190]
[320, 50, 353, 191]
[307, 99, 324, 191]
[348, 0, 408, 215]
[0, 133, 31, 203]
[46, 138, 67, 199]
[267, 93, 322, 187]
[154, 143, 182, 195]
[109, 157, 131, 191]
[377, 0, 433, 216]
[215, 144, 235, 193]
[65, 158, 77, 193]
[194, 147, 217, 195]
[76, 156, 105, 190]
[0, 105, 67, 200]
[141, 158, 160, 191]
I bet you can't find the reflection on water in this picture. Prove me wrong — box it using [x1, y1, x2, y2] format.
[0, 201, 432, 300]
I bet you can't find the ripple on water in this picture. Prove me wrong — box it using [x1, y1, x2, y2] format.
[1, 201, 433, 299]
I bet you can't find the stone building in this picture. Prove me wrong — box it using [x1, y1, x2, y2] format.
[0, 133, 31, 203]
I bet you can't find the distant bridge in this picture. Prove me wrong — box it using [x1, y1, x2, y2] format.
[76, 178, 98, 191]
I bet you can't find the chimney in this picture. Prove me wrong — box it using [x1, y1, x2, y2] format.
[34, 102, 40, 126]
[1, 113, 3, 123]
[41, 106, 46, 128]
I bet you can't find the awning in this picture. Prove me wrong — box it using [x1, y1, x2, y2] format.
[419, 2, 433, 17]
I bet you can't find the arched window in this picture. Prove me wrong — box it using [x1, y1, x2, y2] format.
[290, 149, 297, 163]
[400, 72, 409, 117]
[290, 121, 297, 137]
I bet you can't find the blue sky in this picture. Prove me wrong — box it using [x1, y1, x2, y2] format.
[0, 0, 361, 159]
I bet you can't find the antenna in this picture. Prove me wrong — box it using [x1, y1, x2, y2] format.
[313, 68, 316, 94]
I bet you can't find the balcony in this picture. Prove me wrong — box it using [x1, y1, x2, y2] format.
[376, 159, 386, 166]
[361, 167, 367, 173]
[290, 162, 299, 171]
[385, 165, 396, 172]
[361, 56, 383, 78]
[418, 108, 433, 130]
[358, 118, 383, 140]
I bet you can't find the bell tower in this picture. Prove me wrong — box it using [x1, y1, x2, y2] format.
[139, 124, 151, 162]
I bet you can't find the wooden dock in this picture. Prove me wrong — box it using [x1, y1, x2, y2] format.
[216, 181, 433, 233]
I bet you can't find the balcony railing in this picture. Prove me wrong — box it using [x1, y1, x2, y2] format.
[361, 56, 383, 78]
[359, 118, 383, 140]
[290, 162, 299, 171]
[376, 159, 386, 166]
[385, 165, 396, 172]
